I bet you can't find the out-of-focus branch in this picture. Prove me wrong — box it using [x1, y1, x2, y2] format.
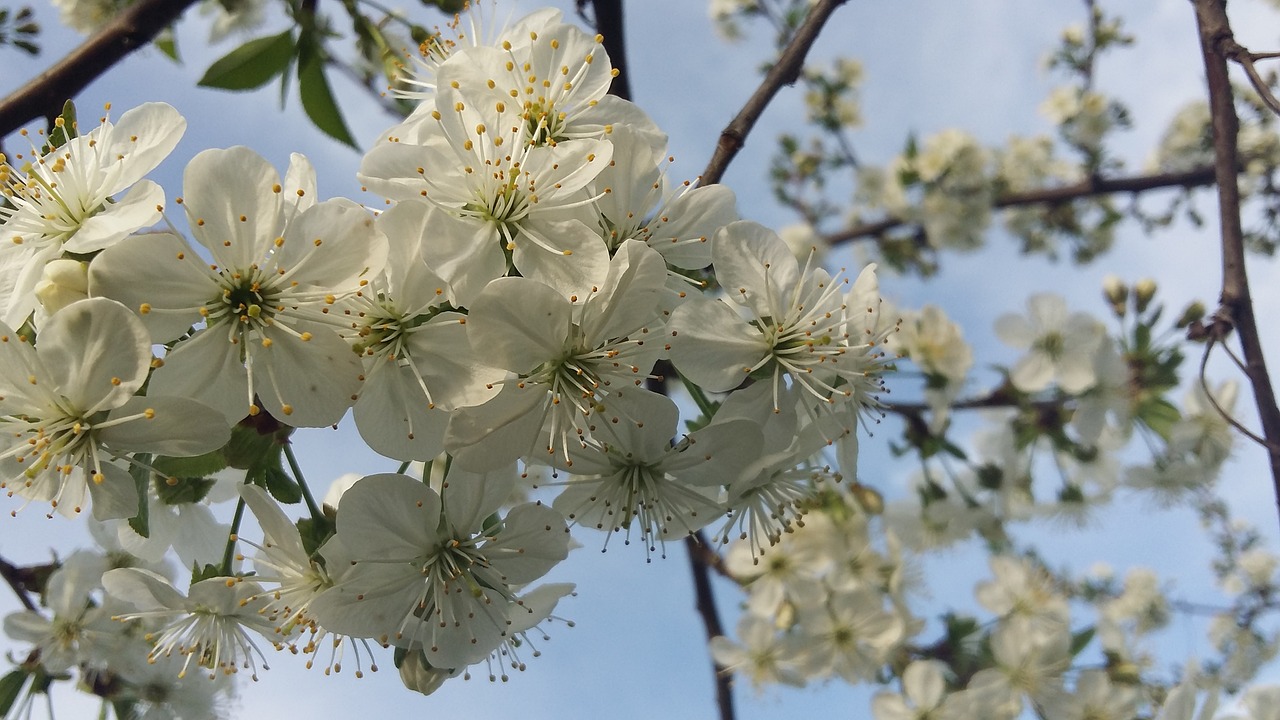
[593, 5, 734, 718]
[586, 0, 631, 101]
[824, 164, 1219, 246]
[698, 0, 849, 187]
[685, 532, 735, 720]
[0, 555, 45, 612]
[1192, 0, 1280, 527]
[0, 0, 200, 138]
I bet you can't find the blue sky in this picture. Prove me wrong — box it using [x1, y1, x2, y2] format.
[4, 1, 1280, 718]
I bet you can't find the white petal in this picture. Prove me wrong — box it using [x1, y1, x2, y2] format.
[87, 231, 213, 343]
[183, 147, 283, 270]
[36, 298, 149, 413]
[98, 395, 231, 457]
[667, 297, 768, 392]
[250, 327, 361, 428]
[63, 181, 163, 254]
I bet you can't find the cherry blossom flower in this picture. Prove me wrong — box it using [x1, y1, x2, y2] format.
[309, 469, 569, 669]
[995, 293, 1104, 394]
[89, 147, 387, 427]
[0, 298, 230, 519]
[0, 102, 185, 326]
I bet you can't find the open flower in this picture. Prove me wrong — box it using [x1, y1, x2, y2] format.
[103, 568, 278, 680]
[0, 102, 185, 326]
[89, 147, 387, 427]
[995, 293, 1103, 394]
[309, 469, 569, 669]
[0, 298, 230, 519]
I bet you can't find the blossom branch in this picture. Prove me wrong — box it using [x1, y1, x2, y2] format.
[1193, 0, 1280, 526]
[824, 164, 1219, 246]
[698, 0, 849, 187]
[0, 0, 200, 138]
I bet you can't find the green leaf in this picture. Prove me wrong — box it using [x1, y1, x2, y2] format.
[191, 562, 224, 584]
[1138, 397, 1181, 441]
[0, 670, 29, 715]
[198, 30, 295, 91]
[224, 424, 276, 470]
[152, 449, 228, 479]
[263, 464, 302, 505]
[296, 516, 334, 557]
[297, 51, 356, 147]
[155, 27, 180, 62]
[1070, 626, 1095, 657]
[127, 454, 152, 539]
[155, 476, 217, 506]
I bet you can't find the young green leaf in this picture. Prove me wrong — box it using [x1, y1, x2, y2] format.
[198, 30, 295, 91]
[297, 52, 356, 147]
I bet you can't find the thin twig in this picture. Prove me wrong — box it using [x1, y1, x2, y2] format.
[698, 0, 849, 187]
[0, 0, 201, 137]
[1193, 0, 1280, 528]
[1201, 337, 1269, 447]
[825, 164, 1219, 246]
[684, 532, 735, 720]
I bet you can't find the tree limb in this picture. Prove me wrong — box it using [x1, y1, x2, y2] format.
[824, 164, 1219, 246]
[698, 0, 849, 187]
[1192, 0, 1280, 527]
[0, 0, 200, 138]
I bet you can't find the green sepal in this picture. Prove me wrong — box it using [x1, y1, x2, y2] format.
[155, 27, 180, 62]
[1137, 397, 1181, 441]
[224, 423, 277, 470]
[198, 30, 295, 91]
[261, 462, 302, 505]
[44, 100, 76, 152]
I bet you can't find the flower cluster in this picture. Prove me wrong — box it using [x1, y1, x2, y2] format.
[0, 5, 895, 705]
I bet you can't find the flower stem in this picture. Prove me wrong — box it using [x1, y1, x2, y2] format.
[283, 441, 325, 523]
[221, 497, 246, 576]
[679, 373, 719, 420]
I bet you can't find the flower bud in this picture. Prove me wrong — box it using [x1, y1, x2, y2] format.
[851, 483, 884, 515]
[1101, 274, 1127, 317]
[1134, 278, 1157, 313]
[33, 259, 89, 315]
[1176, 300, 1206, 329]
[398, 650, 461, 696]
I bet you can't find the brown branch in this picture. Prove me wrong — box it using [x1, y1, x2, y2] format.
[587, 0, 632, 102]
[698, 0, 849, 187]
[1193, 0, 1280, 528]
[0, 555, 45, 612]
[825, 164, 1220, 246]
[0, 0, 200, 138]
[685, 531, 735, 720]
